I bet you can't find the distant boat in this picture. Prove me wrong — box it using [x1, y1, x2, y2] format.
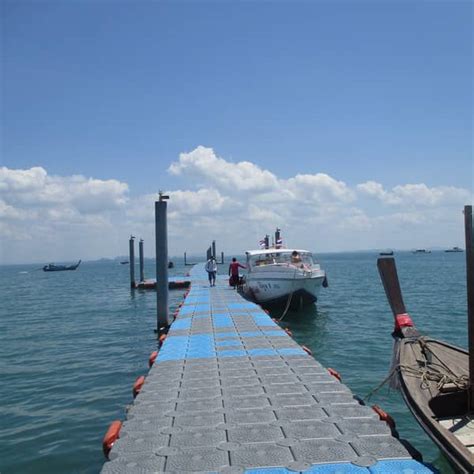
[43, 260, 81, 272]
[445, 247, 463, 253]
[379, 250, 394, 256]
[120, 261, 129, 265]
[413, 249, 431, 254]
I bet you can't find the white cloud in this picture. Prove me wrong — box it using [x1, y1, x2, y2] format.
[168, 146, 279, 192]
[0, 149, 471, 263]
[357, 180, 471, 207]
[0, 166, 129, 212]
[286, 173, 355, 204]
[0, 167, 130, 262]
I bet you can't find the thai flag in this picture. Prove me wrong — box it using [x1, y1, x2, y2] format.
[259, 239, 266, 248]
[276, 238, 283, 245]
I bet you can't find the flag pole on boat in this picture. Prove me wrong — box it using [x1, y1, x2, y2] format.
[464, 205, 474, 408]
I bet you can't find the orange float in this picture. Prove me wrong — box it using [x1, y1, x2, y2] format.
[133, 375, 145, 398]
[102, 420, 122, 458]
[372, 404, 396, 429]
[148, 351, 158, 367]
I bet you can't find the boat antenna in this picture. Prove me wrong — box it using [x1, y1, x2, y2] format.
[464, 205, 474, 409]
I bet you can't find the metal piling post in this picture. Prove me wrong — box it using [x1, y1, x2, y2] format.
[129, 235, 135, 288]
[139, 239, 145, 283]
[155, 193, 169, 329]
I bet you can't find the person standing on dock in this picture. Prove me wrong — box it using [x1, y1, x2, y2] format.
[229, 257, 246, 288]
[205, 256, 217, 287]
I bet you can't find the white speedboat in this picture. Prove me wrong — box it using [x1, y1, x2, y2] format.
[242, 248, 327, 308]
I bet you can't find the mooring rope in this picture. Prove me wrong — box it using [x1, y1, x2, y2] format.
[278, 265, 299, 322]
[365, 338, 469, 402]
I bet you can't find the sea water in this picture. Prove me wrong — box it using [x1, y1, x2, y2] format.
[0, 251, 467, 473]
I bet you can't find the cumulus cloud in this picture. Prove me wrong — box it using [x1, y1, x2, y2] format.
[286, 173, 355, 204]
[168, 146, 279, 192]
[0, 167, 130, 262]
[0, 166, 128, 212]
[0, 148, 471, 263]
[357, 180, 471, 207]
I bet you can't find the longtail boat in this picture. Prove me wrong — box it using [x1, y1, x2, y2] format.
[43, 260, 81, 272]
[377, 205, 474, 473]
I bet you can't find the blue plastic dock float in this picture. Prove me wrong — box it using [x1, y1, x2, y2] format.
[102, 264, 435, 473]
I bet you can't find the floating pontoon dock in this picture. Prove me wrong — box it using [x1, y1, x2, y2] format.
[102, 264, 434, 473]
[136, 276, 191, 290]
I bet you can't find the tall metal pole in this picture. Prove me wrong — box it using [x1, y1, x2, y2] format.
[221, 251, 224, 265]
[212, 240, 216, 259]
[129, 235, 135, 289]
[139, 239, 145, 283]
[184, 252, 187, 266]
[155, 193, 169, 329]
[464, 205, 474, 407]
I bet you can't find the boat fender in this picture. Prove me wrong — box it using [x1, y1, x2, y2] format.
[302, 345, 312, 356]
[394, 313, 414, 332]
[327, 367, 342, 382]
[322, 276, 329, 288]
[371, 404, 396, 429]
[149, 351, 158, 368]
[159, 334, 167, 345]
[102, 420, 122, 459]
[284, 328, 293, 337]
[133, 375, 145, 398]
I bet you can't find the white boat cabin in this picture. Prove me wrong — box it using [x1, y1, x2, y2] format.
[245, 249, 317, 270]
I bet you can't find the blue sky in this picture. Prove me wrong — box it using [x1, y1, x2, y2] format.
[1, 1, 472, 263]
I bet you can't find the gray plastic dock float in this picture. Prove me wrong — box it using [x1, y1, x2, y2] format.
[102, 264, 435, 473]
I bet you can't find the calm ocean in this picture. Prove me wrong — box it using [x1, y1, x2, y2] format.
[0, 251, 467, 473]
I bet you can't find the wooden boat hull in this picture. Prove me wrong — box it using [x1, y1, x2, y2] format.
[397, 337, 473, 473]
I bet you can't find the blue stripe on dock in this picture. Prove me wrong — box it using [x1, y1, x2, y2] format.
[102, 263, 435, 474]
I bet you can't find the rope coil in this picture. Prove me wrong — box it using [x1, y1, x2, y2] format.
[365, 337, 469, 402]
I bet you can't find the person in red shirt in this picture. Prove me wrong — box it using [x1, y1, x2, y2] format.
[228, 257, 246, 288]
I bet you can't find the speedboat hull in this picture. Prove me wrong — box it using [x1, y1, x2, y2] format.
[243, 266, 325, 308]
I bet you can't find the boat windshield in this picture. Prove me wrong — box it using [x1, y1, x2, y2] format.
[248, 252, 314, 268]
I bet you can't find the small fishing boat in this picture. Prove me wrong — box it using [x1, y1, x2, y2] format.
[43, 260, 81, 272]
[242, 230, 327, 309]
[445, 247, 464, 253]
[413, 249, 431, 254]
[377, 205, 474, 473]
